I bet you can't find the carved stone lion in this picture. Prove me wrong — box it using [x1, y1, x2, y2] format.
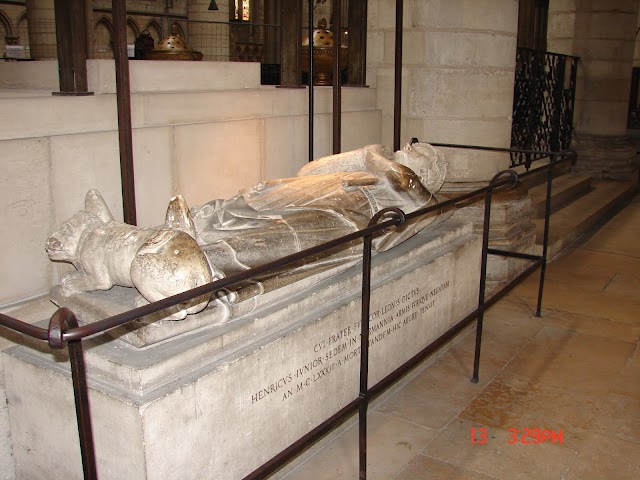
[46, 189, 214, 319]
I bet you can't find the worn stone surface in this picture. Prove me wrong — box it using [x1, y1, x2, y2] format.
[0, 138, 55, 305]
[572, 134, 639, 181]
[4, 220, 481, 480]
[368, 0, 517, 174]
[278, 196, 640, 480]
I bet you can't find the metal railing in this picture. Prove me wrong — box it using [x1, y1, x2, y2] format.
[0, 145, 576, 479]
[511, 47, 579, 169]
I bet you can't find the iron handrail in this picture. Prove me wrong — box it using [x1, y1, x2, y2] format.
[516, 45, 580, 61]
[0, 148, 575, 479]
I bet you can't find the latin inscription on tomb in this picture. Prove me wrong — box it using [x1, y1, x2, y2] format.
[249, 280, 451, 405]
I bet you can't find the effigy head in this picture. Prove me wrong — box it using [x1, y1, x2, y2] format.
[394, 142, 447, 194]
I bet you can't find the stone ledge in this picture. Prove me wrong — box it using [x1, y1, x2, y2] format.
[533, 180, 637, 258]
[0, 60, 262, 93]
[0, 86, 378, 141]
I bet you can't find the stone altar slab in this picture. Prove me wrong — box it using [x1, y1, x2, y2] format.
[3, 219, 480, 480]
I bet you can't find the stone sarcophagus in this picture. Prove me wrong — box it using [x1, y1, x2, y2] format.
[4, 218, 480, 479]
[3, 143, 481, 479]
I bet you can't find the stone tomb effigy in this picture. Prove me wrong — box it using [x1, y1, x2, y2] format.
[4, 218, 480, 480]
[5, 142, 483, 479]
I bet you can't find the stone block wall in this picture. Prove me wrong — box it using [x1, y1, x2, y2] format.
[366, 0, 519, 183]
[0, 60, 381, 307]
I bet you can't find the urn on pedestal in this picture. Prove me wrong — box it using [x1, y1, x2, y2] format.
[301, 18, 348, 86]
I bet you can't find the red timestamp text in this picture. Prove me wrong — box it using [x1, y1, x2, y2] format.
[470, 427, 563, 445]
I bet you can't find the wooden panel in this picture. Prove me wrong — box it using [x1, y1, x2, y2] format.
[280, 0, 302, 86]
[53, 0, 89, 93]
[347, 0, 366, 85]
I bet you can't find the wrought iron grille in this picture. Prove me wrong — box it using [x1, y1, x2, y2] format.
[510, 47, 579, 167]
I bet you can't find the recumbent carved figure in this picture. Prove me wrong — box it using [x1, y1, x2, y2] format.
[46, 142, 450, 321]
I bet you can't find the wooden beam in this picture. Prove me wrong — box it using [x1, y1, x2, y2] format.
[346, 0, 367, 85]
[53, 0, 91, 95]
[280, 0, 302, 86]
[112, 0, 137, 225]
[333, 0, 342, 154]
[393, 0, 403, 152]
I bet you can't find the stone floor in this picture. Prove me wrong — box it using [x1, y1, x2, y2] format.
[280, 194, 640, 479]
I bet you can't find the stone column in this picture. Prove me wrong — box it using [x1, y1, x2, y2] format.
[188, 0, 230, 61]
[368, 0, 519, 186]
[25, 0, 57, 59]
[548, 0, 640, 180]
[368, 0, 532, 284]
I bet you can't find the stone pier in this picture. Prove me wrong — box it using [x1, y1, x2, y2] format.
[25, 0, 57, 59]
[548, 0, 640, 180]
[3, 220, 480, 480]
[367, 0, 533, 283]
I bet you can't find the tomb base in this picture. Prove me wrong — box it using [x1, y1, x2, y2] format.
[4, 220, 480, 480]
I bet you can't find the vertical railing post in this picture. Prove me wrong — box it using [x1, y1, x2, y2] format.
[53, 0, 91, 96]
[332, 0, 343, 154]
[307, 0, 314, 161]
[393, 0, 404, 151]
[48, 308, 97, 480]
[535, 154, 556, 317]
[471, 190, 492, 383]
[358, 230, 373, 480]
[359, 208, 405, 479]
[112, 0, 137, 225]
[68, 340, 97, 480]
[472, 170, 517, 382]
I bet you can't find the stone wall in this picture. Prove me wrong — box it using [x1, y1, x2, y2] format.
[0, 60, 381, 307]
[548, 0, 640, 180]
[366, 0, 519, 184]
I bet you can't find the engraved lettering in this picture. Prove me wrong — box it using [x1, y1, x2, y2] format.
[248, 279, 451, 405]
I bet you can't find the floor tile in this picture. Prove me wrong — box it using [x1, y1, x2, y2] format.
[590, 392, 640, 444]
[631, 344, 640, 366]
[424, 419, 576, 480]
[612, 364, 640, 399]
[281, 196, 640, 479]
[395, 454, 498, 480]
[581, 199, 640, 258]
[537, 307, 640, 343]
[459, 375, 596, 448]
[582, 231, 640, 258]
[562, 431, 640, 480]
[373, 296, 539, 431]
[460, 374, 640, 446]
[445, 295, 542, 374]
[283, 412, 437, 480]
[601, 267, 640, 298]
[502, 327, 635, 395]
[514, 270, 640, 326]
[375, 355, 485, 431]
[516, 248, 640, 293]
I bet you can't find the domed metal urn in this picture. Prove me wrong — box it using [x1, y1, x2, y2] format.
[144, 26, 203, 61]
[301, 19, 348, 86]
